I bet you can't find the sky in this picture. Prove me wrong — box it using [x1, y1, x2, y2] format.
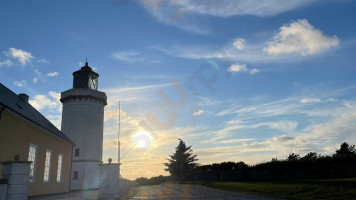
[1, 0, 356, 180]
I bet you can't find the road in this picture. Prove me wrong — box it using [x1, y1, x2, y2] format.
[122, 184, 280, 200]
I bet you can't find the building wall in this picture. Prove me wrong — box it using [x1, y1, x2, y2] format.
[61, 89, 106, 190]
[61, 100, 104, 162]
[70, 161, 100, 190]
[0, 111, 73, 196]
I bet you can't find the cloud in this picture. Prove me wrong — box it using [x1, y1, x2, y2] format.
[154, 19, 340, 65]
[203, 86, 356, 149]
[264, 19, 340, 56]
[106, 83, 171, 93]
[192, 109, 204, 116]
[227, 63, 260, 75]
[14, 80, 26, 87]
[233, 38, 246, 50]
[227, 63, 248, 73]
[300, 98, 321, 104]
[32, 77, 38, 83]
[29, 91, 61, 111]
[140, 2, 211, 35]
[249, 68, 260, 74]
[37, 58, 50, 63]
[0, 59, 13, 67]
[47, 71, 58, 77]
[139, 1, 315, 34]
[110, 51, 141, 62]
[250, 121, 298, 133]
[34, 69, 41, 76]
[195, 101, 356, 160]
[4, 48, 33, 65]
[219, 138, 255, 144]
[164, 0, 314, 17]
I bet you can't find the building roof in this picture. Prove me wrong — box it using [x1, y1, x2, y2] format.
[0, 83, 75, 145]
[72, 61, 99, 77]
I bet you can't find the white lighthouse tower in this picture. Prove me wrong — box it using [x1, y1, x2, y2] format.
[60, 61, 107, 190]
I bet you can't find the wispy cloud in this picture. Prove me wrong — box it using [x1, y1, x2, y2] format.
[192, 109, 204, 116]
[37, 58, 50, 63]
[4, 48, 33, 65]
[110, 51, 141, 62]
[0, 59, 13, 67]
[110, 50, 161, 64]
[32, 77, 38, 83]
[250, 68, 260, 74]
[219, 138, 255, 144]
[34, 69, 41, 76]
[139, 0, 315, 35]
[202, 86, 356, 146]
[300, 98, 321, 104]
[13, 80, 26, 87]
[195, 101, 356, 161]
[106, 83, 171, 94]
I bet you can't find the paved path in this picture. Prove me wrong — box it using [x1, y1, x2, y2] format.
[29, 184, 281, 200]
[122, 184, 281, 200]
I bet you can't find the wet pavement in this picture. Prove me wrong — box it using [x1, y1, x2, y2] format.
[122, 184, 280, 200]
[29, 184, 281, 200]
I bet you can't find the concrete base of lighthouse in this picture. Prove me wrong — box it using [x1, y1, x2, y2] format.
[70, 161, 101, 190]
[99, 163, 120, 199]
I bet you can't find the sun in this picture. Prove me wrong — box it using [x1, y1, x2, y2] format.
[137, 140, 146, 148]
[132, 131, 152, 149]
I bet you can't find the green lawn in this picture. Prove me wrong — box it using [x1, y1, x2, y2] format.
[172, 177, 356, 200]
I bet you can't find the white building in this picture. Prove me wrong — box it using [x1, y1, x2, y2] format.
[60, 61, 107, 190]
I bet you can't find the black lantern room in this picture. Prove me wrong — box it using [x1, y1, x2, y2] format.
[73, 61, 99, 90]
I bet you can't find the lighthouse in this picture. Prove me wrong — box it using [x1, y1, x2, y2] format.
[60, 60, 107, 190]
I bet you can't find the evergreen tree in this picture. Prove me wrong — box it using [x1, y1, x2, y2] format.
[164, 139, 199, 176]
[335, 142, 356, 156]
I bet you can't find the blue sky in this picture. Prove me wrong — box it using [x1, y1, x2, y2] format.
[1, 0, 356, 179]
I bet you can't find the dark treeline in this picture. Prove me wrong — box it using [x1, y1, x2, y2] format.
[135, 175, 169, 186]
[135, 142, 356, 185]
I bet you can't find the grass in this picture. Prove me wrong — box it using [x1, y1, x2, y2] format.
[167, 177, 356, 200]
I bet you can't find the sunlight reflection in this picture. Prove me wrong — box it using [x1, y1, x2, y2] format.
[132, 131, 152, 149]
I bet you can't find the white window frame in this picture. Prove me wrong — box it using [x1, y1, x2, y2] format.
[28, 144, 38, 183]
[57, 154, 63, 183]
[43, 149, 52, 183]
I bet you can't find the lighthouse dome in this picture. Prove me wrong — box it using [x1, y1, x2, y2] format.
[72, 61, 99, 90]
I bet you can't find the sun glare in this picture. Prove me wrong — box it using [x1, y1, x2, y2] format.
[132, 131, 152, 149]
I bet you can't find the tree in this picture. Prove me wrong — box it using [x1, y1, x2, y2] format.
[164, 139, 199, 176]
[287, 153, 300, 161]
[301, 152, 318, 160]
[334, 142, 356, 157]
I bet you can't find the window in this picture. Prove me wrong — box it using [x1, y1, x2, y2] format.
[43, 150, 52, 182]
[73, 171, 78, 180]
[57, 154, 63, 182]
[28, 144, 37, 183]
[75, 148, 79, 157]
